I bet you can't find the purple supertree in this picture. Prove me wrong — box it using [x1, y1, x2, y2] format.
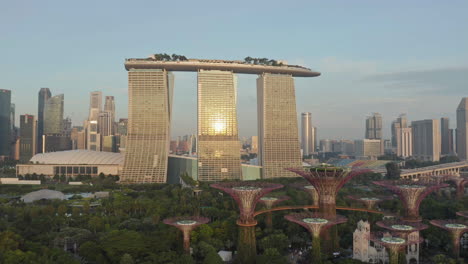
[446, 176, 468, 199]
[210, 182, 283, 225]
[456, 211, 468, 219]
[430, 219, 468, 259]
[288, 166, 370, 217]
[376, 219, 428, 241]
[210, 182, 283, 264]
[284, 212, 347, 264]
[259, 196, 290, 229]
[373, 180, 449, 222]
[347, 195, 392, 210]
[290, 182, 319, 207]
[370, 232, 423, 264]
[163, 216, 210, 254]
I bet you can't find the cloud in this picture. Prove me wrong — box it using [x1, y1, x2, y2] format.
[362, 67, 468, 95]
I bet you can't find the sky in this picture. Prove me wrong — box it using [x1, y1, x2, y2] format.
[1, 0, 468, 140]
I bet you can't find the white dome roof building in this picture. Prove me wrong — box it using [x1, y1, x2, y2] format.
[21, 189, 66, 203]
[17, 150, 124, 178]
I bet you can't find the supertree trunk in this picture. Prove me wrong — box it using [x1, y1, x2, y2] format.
[388, 248, 399, 264]
[311, 234, 322, 264]
[237, 225, 256, 264]
[182, 230, 191, 254]
[265, 212, 273, 230]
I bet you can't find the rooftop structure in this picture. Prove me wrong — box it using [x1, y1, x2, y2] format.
[285, 212, 347, 264]
[125, 57, 320, 77]
[376, 219, 428, 238]
[21, 189, 66, 203]
[288, 166, 370, 217]
[430, 219, 468, 258]
[347, 195, 391, 210]
[373, 180, 449, 222]
[163, 216, 210, 254]
[29, 150, 124, 165]
[370, 232, 423, 264]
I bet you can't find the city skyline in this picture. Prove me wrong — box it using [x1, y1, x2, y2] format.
[2, 1, 468, 139]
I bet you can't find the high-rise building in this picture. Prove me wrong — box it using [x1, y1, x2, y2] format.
[102, 135, 117, 152]
[365, 113, 382, 139]
[456, 97, 468, 160]
[10, 104, 15, 132]
[251, 136, 258, 154]
[37, 88, 51, 153]
[121, 69, 174, 183]
[43, 134, 72, 153]
[354, 139, 383, 159]
[89, 91, 102, 121]
[98, 111, 113, 137]
[86, 120, 101, 151]
[19, 114, 37, 162]
[43, 94, 64, 134]
[63, 117, 72, 135]
[197, 70, 241, 181]
[320, 139, 333, 153]
[412, 119, 440, 162]
[257, 73, 302, 178]
[104, 96, 116, 134]
[440, 117, 452, 155]
[70, 127, 85, 150]
[117, 118, 128, 135]
[391, 114, 412, 158]
[0, 89, 12, 157]
[301, 112, 315, 156]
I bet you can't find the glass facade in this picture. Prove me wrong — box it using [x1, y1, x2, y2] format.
[0, 89, 11, 156]
[44, 94, 64, 134]
[19, 115, 36, 162]
[121, 69, 174, 183]
[257, 73, 302, 178]
[197, 70, 241, 181]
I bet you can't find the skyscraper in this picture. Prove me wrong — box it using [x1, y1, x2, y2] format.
[257, 73, 302, 178]
[456, 97, 468, 160]
[365, 113, 382, 139]
[197, 70, 241, 181]
[0, 89, 11, 157]
[43, 94, 64, 134]
[391, 114, 407, 147]
[440, 117, 452, 155]
[301, 112, 315, 156]
[412, 119, 440, 162]
[19, 114, 37, 162]
[104, 96, 116, 134]
[121, 69, 174, 183]
[37, 88, 51, 153]
[392, 114, 412, 158]
[89, 91, 102, 121]
[98, 111, 113, 137]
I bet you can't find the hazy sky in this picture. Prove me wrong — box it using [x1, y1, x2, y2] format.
[2, 0, 468, 140]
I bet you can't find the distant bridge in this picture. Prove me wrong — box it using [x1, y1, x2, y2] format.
[400, 161, 468, 180]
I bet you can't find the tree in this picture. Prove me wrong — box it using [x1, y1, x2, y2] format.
[385, 162, 401, 179]
[120, 253, 135, 264]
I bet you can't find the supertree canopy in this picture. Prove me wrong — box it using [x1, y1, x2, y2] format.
[288, 165, 370, 217]
[456, 211, 468, 219]
[163, 216, 210, 254]
[259, 196, 290, 229]
[347, 195, 391, 210]
[211, 182, 283, 264]
[210, 182, 283, 225]
[290, 182, 319, 207]
[373, 180, 449, 222]
[370, 232, 423, 264]
[376, 219, 428, 240]
[430, 219, 468, 259]
[446, 176, 468, 199]
[285, 212, 347, 264]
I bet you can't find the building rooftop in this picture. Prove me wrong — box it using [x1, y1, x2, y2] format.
[30, 150, 124, 165]
[21, 189, 66, 203]
[125, 58, 321, 77]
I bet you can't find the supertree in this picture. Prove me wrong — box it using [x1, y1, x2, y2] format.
[456, 211, 468, 219]
[211, 182, 283, 264]
[373, 180, 449, 222]
[376, 219, 428, 239]
[284, 212, 347, 264]
[370, 232, 423, 264]
[347, 195, 391, 210]
[288, 166, 370, 217]
[446, 176, 468, 199]
[163, 216, 210, 254]
[430, 219, 468, 259]
[290, 182, 319, 207]
[259, 196, 290, 229]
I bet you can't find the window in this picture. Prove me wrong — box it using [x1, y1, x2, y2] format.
[73, 167, 78, 174]
[92, 167, 98, 174]
[86, 167, 91, 174]
[90, 134, 97, 142]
